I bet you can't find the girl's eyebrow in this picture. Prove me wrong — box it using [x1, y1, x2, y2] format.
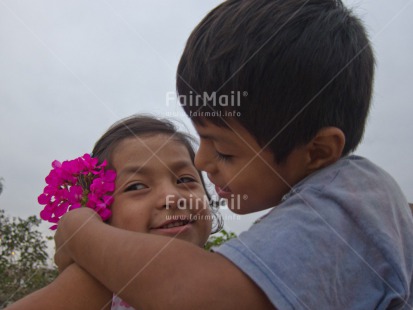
[118, 160, 196, 178]
[170, 160, 198, 173]
[118, 166, 150, 178]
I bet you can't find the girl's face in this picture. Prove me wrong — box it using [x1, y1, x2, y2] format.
[108, 134, 212, 247]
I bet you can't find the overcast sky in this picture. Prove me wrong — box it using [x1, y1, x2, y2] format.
[0, 0, 412, 238]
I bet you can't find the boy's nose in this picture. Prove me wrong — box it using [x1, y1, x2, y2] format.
[194, 145, 216, 174]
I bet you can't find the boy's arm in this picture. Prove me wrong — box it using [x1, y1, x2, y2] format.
[55, 208, 274, 310]
[6, 264, 112, 310]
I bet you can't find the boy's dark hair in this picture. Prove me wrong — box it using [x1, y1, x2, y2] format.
[177, 0, 375, 162]
[92, 114, 223, 233]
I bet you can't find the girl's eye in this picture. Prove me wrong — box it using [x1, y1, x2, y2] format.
[216, 151, 233, 162]
[177, 176, 197, 184]
[125, 183, 147, 192]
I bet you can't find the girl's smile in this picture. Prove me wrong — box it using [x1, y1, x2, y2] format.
[109, 134, 212, 247]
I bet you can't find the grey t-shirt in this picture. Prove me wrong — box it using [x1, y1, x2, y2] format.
[215, 155, 413, 309]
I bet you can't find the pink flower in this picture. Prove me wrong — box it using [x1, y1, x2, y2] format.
[38, 154, 116, 230]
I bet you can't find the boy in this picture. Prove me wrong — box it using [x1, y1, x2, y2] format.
[54, 0, 413, 308]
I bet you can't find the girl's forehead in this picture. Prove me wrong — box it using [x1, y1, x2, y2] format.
[121, 135, 189, 154]
[112, 135, 194, 170]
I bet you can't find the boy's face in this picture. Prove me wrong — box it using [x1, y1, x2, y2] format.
[193, 119, 309, 214]
[109, 135, 212, 247]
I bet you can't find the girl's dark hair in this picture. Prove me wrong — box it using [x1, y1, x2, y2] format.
[177, 0, 375, 163]
[92, 114, 222, 233]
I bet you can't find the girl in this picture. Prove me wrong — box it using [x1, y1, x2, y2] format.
[7, 115, 220, 310]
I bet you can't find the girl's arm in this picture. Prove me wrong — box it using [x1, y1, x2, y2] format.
[6, 264, 112, 310]
[54, 208, 274, 310]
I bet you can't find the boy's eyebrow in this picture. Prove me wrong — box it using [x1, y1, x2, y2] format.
[198, 134, 216, 141]
[199, 133, 233, 144]
[199, 134, 237, 148]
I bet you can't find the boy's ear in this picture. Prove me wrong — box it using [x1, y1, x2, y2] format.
[305, 127, 345, 171]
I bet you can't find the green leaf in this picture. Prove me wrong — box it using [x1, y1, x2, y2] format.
[204, 229, 237, 251]
[0, 209, 57, 306]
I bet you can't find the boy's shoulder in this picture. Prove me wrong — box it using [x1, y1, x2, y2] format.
[277, 154, 413, 276]
[285, 155, 410, 223]
[215, 156, 413, 309]
[293, 155, 400, 195]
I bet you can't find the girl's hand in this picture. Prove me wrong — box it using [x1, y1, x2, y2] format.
[54, 208, 102, 272]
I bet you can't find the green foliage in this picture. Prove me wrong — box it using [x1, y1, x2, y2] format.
[0, 209, 57, 307]
[0, 204, 237, 307]
[204, 229, 237, 251]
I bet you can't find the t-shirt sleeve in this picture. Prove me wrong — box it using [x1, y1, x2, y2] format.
[215, 193, 409, 309]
